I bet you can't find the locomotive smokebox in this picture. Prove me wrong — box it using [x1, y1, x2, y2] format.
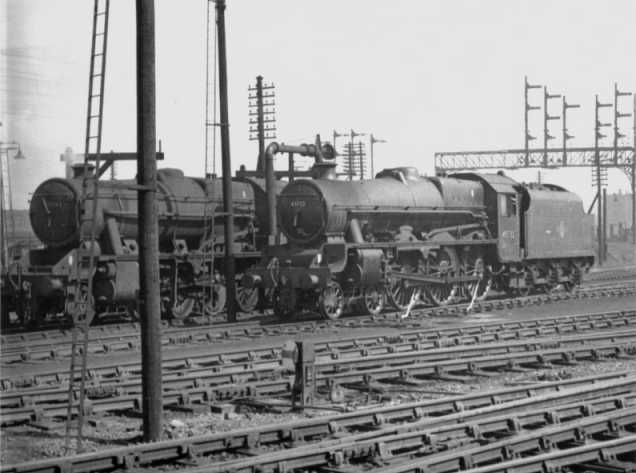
[30, 178, 82, 248]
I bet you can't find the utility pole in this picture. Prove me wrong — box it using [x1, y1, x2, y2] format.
[341, 142, 354, 181]
[543, 86, 561, 167]
[136, 0, 162, 442]
[561, 97, 579, 165]
[613, 83, 632, 164]
[524, 76, 541, 166]
[611, 83, 633, 245]
[347, 129, 365, 180]
[357, 141, 366, 180]
[333, 130, 346, 153]
[594, 94, 612, 265]
[633, 95, 636, 245]
[216, 0, 236, 323]
[249, 76, 276, 175]
[369, 134, 386, 178]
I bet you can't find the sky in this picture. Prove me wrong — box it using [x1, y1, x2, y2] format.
[1, 0, 635, 210]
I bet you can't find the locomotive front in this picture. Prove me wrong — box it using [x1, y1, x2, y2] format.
[30, 178, 83, 249]
[16, 168, 267, 327]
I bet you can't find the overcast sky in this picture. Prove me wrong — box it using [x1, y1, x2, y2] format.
[1, 0, 635, 209]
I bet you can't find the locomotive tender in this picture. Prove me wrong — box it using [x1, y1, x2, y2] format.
[1, 165, 284, 328]
[245, 161, 595, 320]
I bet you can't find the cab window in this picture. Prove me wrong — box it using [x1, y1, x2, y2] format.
[499, 194, 517, 217]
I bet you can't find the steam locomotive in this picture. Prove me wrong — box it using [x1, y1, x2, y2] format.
[1, 164, 285, 328]
[244, 162, 595, 320]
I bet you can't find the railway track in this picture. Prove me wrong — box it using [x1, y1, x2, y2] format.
[3, 373, 635, 473]
[2, 274, 634, 343]
[3, 309, 636, 388]
[2, 279, 635, 363]
[2, 325, 636, 426]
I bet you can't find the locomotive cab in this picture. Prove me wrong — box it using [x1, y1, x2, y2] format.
[450, 172, 523, 263]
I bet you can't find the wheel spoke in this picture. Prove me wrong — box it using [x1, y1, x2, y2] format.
[319, 281, 344, 320]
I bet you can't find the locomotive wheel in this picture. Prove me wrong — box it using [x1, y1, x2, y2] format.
[127, 306, 140, 322]
[203, 283, 227, 316]
[172, 297, 195, 320]
[424, 247, 459, 307]
[562, 264, 581, 292]
[360, 285, 386, 316]
[319, 281, 345, 321]
[511, 269, 532, 297]
[273, 287, 297, 318]
[426, 282, 458, 306]
[236, 285, 259, 313]
[387, 270, 414, 310]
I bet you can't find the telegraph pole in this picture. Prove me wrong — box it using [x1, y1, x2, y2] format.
[524, 76, 541, 166]
[357, 141, 366, 180]
[561, 97, 579, 165]
[633, 94, 636, 245]
[249, 76, 276, 175]
[136, 0, 162, 442]
[349, 129, 365, 180]
[594, 95, 612, 265]
[333, 130, 346, 152]
[216, 0, 236, 322]
[611, 83, 633, 244]
[613, 83, 632, 164]
[543, 86, 561, 167]
[369, 134, 386, 178]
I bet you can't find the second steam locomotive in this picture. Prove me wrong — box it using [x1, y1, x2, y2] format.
[244, 154, 594, 319]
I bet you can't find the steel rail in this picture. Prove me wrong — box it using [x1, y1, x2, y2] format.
[379, 435, 636, 473]
[373, 409, 636, 473]
[2, 335, 635, 425]
[3, 375, 635, 473]
[4, 310, 635, 389]
[4, 324, 636, 395]
[316, 340, 636, 386]
[201, 397, 636, 473]
[3, 305, 635, 365]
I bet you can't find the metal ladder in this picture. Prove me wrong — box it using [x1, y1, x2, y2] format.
[202, 179, 217, 316]
[65, 0, 110, 451]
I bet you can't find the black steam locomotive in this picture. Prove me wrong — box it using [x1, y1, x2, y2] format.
[244, 161, 595, 320]
[1, 165, 285, 328]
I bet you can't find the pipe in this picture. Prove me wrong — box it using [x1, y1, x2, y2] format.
[105, 217, 124, 256]
[136, 0, 162, 442]
[348, 218, 364, 244]
[265, 140, 327, 243]
[265, 142, 281, 243]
